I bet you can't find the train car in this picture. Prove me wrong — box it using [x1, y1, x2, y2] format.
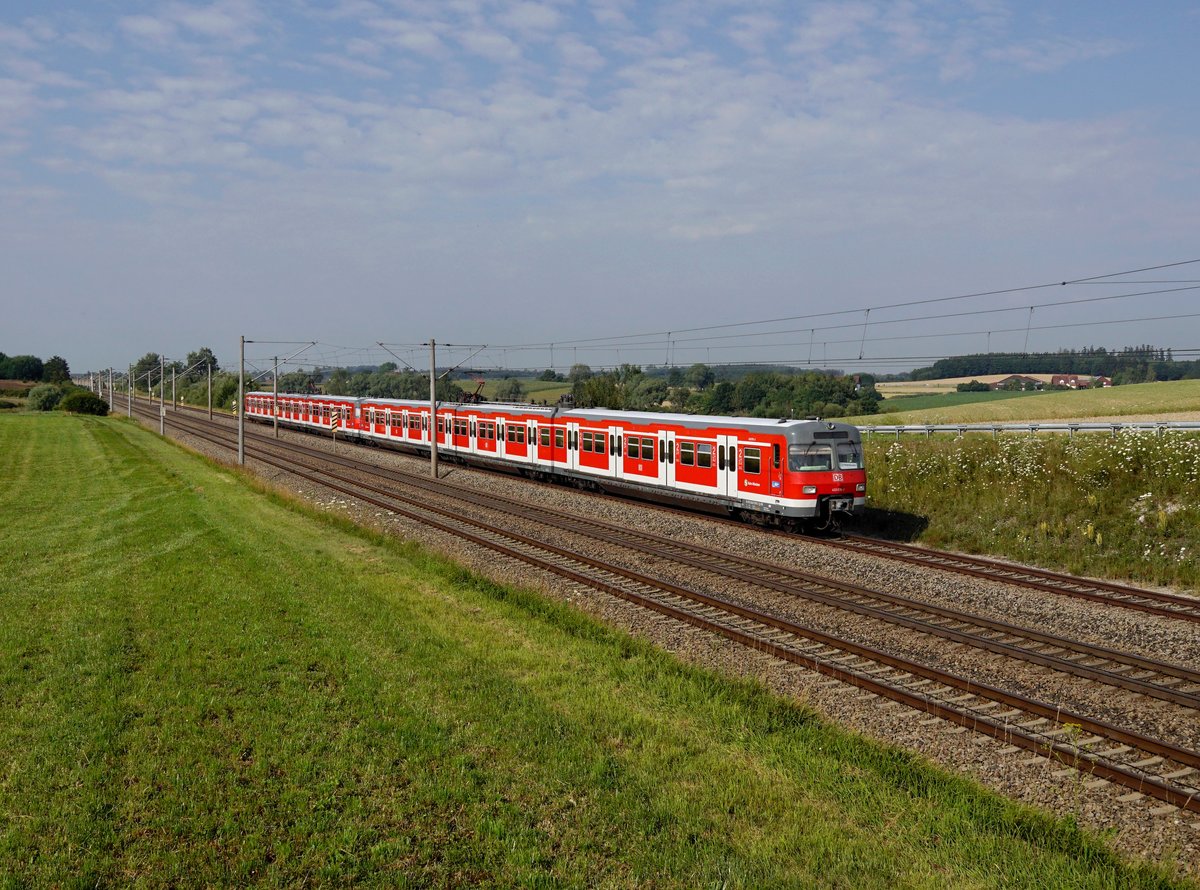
[245, 392, 866, 528]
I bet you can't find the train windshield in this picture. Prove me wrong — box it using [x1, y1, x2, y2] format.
[788, 444, 832, 472]
[836, 443, 864, 470]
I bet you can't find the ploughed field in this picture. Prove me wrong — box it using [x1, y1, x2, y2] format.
[3, 413, 1197, 886]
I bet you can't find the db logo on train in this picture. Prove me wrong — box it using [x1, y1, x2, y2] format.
[832, 473, 844, 482]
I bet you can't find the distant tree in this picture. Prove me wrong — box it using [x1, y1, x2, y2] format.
[183, 347, 219, 383]
[278, 370, 320, 393]
[378, 362, 398, 373]
[28, 384, 63, 411]
[568, 363, 592, 383]
[6, 355, 43, 382]
[42, 356, 70, 383]
[956, 380, 991, 392]
[537, 369, 558, 381]
[495, 377, 526, 402]
[59, 390, 109, 415]
[131, 353, 162, 391]
[686, 363, 715, 389]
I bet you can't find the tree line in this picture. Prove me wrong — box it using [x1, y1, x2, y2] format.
[567, 363, 880, 418]
[0, 352, 70, 384]
[909, 346, 1199, 385]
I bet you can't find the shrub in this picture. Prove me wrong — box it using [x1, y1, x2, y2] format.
[59, 390, 110, 415]
[28, 385, 63, 411]
[0, 399, 18, 410]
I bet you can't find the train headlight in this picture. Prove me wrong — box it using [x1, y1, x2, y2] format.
[856, 483, 866, 492]
[802, 485, 817, 494]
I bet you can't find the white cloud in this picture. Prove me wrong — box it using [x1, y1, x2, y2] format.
[119, 14, 178, 44]
[496, 2, 563, 37]
[458, 27, 523, 63]
[986, 36, 1127, 74]
[788, 2, 876, 56]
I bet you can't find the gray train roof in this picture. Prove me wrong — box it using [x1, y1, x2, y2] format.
[562, 407, 859, 438]
[250, 393, 859, 440]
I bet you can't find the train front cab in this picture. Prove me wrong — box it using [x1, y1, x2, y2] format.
[783, 424, 866, 527]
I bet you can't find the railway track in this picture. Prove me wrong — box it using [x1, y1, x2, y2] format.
[153, 398, 1199, 623]
[828, 534, 1200, 624]
[130, 401, 1200, 815]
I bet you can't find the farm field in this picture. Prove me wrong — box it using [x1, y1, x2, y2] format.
[1, 413, 1191, 887]
[852, 379, 1200, 425]
[478, 376, 572, 403]
[869, 389, 1049, 414]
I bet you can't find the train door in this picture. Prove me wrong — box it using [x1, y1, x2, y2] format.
[565, 422, 579, 473]
[717, 434, 738, 496]
[660, 430, 674, 488]
[607, 426, 623, 478]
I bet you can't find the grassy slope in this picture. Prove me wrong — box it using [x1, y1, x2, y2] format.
[850, 379, 1200, 425]
[0, 415, 1193, 887]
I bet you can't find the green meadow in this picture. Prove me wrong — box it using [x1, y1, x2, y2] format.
[0, 414, 1193, 887]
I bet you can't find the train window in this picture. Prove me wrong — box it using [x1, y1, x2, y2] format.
[837, 443, 863, 469]
[641, 439, 654, 460]
[697, 443, 713, 469]
[789, 445, 832, 472]
[581, 431, 594, 453]
[555, 429, 565, 448]
[455, 419, 468, 436]
[540, 428, 550, 447]
[659, 440, 666, 463]
[679, 442, 695, 466]
[506, 425, 525, 444]
[626, 436, 639, 458]
[773, 443, 780, 469]
[744, 448, 761, 475]
[609, 434, 616, 455]
[408, 416, 420, 430]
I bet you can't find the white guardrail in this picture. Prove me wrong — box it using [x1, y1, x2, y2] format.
[860, 421, 1200, 438]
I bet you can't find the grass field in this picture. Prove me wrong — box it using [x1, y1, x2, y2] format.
[871, 389, 1050, 414]
[851, 379, 1200, 425]
[478, 377, 573, 403]
[1, 414, 1195, 886]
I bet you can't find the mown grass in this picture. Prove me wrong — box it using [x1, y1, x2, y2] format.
[1, 414, 1196, 887]
[874, 390, 1051, 413]
[860, 431, 1200, 590]
[850, 379, 1200, 426]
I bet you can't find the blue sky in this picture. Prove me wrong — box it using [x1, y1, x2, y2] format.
[2, 1, 1197, 376]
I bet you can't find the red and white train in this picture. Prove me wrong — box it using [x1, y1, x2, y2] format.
[244, 392, 867, 528]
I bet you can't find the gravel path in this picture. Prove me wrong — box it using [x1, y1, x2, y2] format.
[151, 411, 1200, 875]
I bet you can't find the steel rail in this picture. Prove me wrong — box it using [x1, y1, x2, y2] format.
[831, 534, 1200, 623]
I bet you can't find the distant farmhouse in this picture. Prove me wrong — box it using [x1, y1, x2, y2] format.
[1049, 373, 1112, 389]
[979, 373, 1112, 391]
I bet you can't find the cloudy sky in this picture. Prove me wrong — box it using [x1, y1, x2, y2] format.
[2, 0, 1197, 377]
